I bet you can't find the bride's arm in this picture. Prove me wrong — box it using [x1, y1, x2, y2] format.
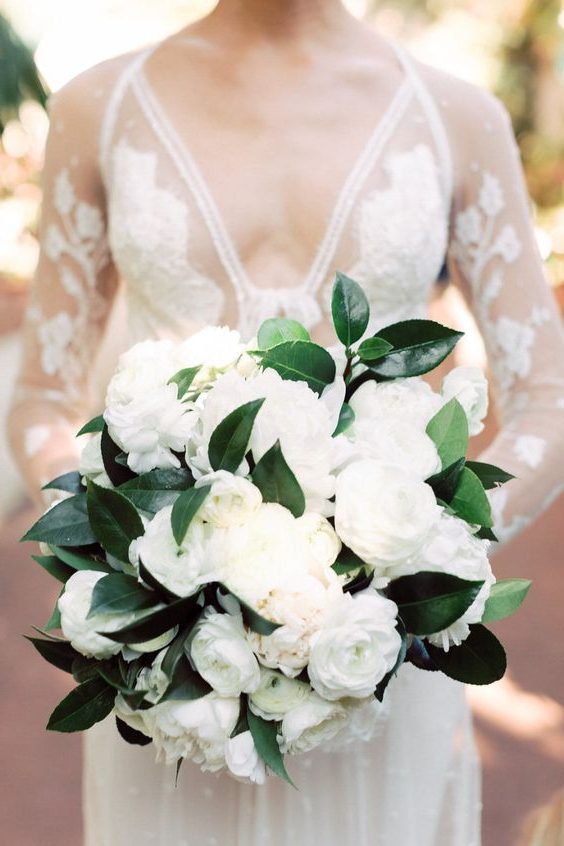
[8, 75, 119, 503]
[446, 85, 564, 542]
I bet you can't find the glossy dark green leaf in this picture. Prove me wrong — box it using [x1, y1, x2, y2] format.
[42, 471, 84, 495]
[367, 320, 463, 379]
[450, 467, 493, 528]
[386, 572, 485, 636]
[481, 579, 532, 623]
[44, 590, 63, 631]
[119, 468, 193, 514]
[171, 485, 211, 545]
[46, 677, 116, 732]
[465, 461, 516, 490]
[115, 716, 152, 746]
[25, 636, 77, 673]
[100, 424, 136, 486]
[96, 662, 145, 696]
[254, 341, 336, 395]
[161, 626, 194, 680]
[159, 656, 211, 702]
[331, 272, 370, 347]
[356, 336, 393, 363]
[87, 481, 144, 562]
[101, 594, 201, 644]
[332, 403, 355, 437]
[374, 617, 407, 702]
[138, 560, 180, 602]
[21, 494, 96, 547]
[231, 696, 250, 738]
[476, 526, 499, 542]
[425, 624, 507, 685]
[71, 655, 101, 684]
[76, 415, 105, 437]
[426, 399, 469, 471]
[32, 554, 74, 583]
[332, 546, 365, 576]
[405, 636, 439, 672]
[343, 567, 375, 595]
[251, 440, 305, 518]
[168, 366, 201, 398]
[426, 457, 466, 503]
[247, 706, 294, 786]
[88, 573, 157, 618]
[50, 545, 112, 574]
[257, 318, 310, 349]
[208, 398, 265, 473]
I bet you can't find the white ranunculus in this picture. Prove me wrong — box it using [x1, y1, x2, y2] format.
[105, 382, 197, 475]
[351, 418, 441, 480]
[59, 570, 135, 659]
[441, 366, 489, 436]
[132, 505, 216, 597]
[334, 460, 441, 572]
[295, 513, 342, 584]
[186, 369, 339, 515]
[174, 326, 245, 388]
[279, 694, 349, 754]
[78, 433, 113, 488]
[106, 339, 177, 407]
[349, 378, 443, 432]
[249, 668, 312, 721]
[143, 693, 239, 770]
[308, 590, 402, 701]
[190, 610, 261, 697]
[195, 470, 262, 527]
[224, 731, 266, 784]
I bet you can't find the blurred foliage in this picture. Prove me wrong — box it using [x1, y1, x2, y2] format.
[0, 13, 48, 131]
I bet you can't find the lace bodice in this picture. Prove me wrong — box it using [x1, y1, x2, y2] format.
[10, 39, 564, 544]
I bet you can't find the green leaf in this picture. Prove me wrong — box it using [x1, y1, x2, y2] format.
[45, 590, 63, 631]
[343, 567, 374, 595]
[161, 627, 194, 680]
[406, 637, 439, 672]
[71, 655, 101, 684]
[426, 458, 466, 503]
[25, 636, 77, 673]
[32, 554, 74, 583]
[46, 677, 116, 732]
[96, 663, 144, 696]
[171, 485, 211, 546]
[101, 424, 136, 486]
[331, 272, 370, 347]
[208, 398, 265, 473]
[332, 403, 355, 437]
[465, 461, 515, 490]
[251, 440, 305, 518]
[76, 415, 105, 437]
[101, 594, 201, 644]
[257, 318, 311, 349]
[386, 572, 485, 636]
[138, 560, 180, 602]
[366, 320, 463, 379]
[247, 706, 294, 786]
[115, 716, 152, 746]
[50, 545, 112, 574]
[87, 481, 144, 562]
[42, 471, 84, 495]
[159, 656, 211, 702]
[168, 366, 201, 398]
[220, 587, 281, 635]
[88, 573, 157, 618]
[425, 624, 507, 685]
[231, 696, 250, 738]
[481, 579, 532, 623]
[356, 337, 394, 363]
[119, 468, 194, 515]
[332, 546, 365, 576]
[374, 618, 407, 702]
[450, 467, 493, 528]
[21, 494, 96, 547]
[476, 526, 499, 542]
[426, 399, 469, 471]
[254, 341, 336, 395]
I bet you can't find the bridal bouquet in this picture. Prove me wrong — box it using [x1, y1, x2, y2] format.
[24, 273, 530, 785]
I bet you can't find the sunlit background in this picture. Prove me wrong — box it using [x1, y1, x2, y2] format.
[0, 2, 563, 845]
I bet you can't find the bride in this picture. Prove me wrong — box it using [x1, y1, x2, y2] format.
[9, 1, 564, 843]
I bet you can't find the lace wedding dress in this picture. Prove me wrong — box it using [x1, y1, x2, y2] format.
[10, 37, 564, 846]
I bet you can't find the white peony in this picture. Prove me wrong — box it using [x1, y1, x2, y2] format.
[190, 610, 261, 697]
[224, 731, 266, 784]
[195, 470, 262, 527]
[143, 693, 239, 769]
[279, 693, 349, 754]
[349, 378, 443, 432]
[131, 505, 216, 597]
[106, 339, 177, 407]
[78, 433, 112, 488]
[334, 460, 441, 573]
[59, 570, 135, 659]
[308, 590, 402, 701]
[351, 417, 441, 480]
[174, 326, 245, 389]
[249, 668, 312, 721]
[441, 366, 489, 436]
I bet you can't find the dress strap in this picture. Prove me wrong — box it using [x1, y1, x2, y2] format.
[389, 43, 454, 212]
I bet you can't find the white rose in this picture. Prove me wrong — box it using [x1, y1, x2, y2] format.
[132, 505, 216, 597]
[249, 668, 312, 721]
[335, 460, 441, 572]
[174, 326, 245, 388]
[195, 470, 262, 527]
[78, 433, 113, 488]
[190, 610, 261, 697]
[59, 570, 135, 659]
[224, 731, 266, 784]
[279, 694, 349, 754]
[308, 590, 402, 701]
[349, 378, 443, 431]
[441, 366, 489, 436]
[105, 383, 196, 475]
[295, 513, 342, 584]
[351, 417, 441, 480]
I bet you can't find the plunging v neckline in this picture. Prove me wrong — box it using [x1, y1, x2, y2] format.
[132, 44, 414, 303]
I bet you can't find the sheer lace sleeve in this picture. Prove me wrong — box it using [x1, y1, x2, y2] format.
[446, 87, 564, 542]
[9, 66, 119, 500]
